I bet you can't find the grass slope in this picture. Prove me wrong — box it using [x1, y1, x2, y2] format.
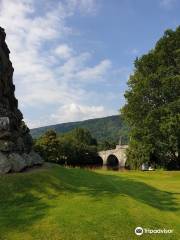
[30, 115, 128, 143]
[0, 165, 179, 240]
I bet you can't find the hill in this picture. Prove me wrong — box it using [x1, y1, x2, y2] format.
[30, 115, 129, 143]
[0, 164, 179, 240]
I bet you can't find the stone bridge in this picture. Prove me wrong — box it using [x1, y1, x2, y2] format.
[98, 145, 128, 168]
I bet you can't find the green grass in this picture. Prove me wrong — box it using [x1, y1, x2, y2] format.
[0, 165, 179, 240]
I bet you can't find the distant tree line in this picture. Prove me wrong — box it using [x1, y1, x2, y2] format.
[122, 27, 180, 170]
[31, 115, 129, 145]
[34, 128, 103, 167]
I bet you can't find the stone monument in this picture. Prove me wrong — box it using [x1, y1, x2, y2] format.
[0, 27, 43, 173]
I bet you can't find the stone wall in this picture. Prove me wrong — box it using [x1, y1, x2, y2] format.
[0, 27, 43, 173]
[98, 145, 128, 167]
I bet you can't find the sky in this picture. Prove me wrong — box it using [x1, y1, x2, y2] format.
[0, 0, 180, 128]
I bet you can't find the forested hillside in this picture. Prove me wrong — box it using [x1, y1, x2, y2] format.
[31, 115, 129, 144]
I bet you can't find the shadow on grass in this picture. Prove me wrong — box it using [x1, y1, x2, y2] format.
[0, 172, 53, 236]
[0, 165, 179, 235]
[51, 167, 179, 212]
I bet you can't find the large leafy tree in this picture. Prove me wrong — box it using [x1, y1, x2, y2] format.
[122, 27, 180, 169]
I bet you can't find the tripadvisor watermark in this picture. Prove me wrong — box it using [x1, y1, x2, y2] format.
[135, 227, 173, 236]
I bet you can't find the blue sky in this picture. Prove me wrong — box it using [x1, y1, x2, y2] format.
[0, 0, 179, 128]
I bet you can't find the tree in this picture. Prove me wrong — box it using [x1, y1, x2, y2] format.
[34, 128, 100, 167]
[122, 27, 180, 169]
[34, 130, 60, 162]
[65, 128, 97, 146]
[98, 140, 116, 151]
[59, 128, 100, 167]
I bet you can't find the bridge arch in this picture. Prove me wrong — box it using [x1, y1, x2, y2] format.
[106, 154, 119, 169]
[98, 145, 128, 168]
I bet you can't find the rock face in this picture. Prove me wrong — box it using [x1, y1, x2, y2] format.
[0, 27, 43, 173]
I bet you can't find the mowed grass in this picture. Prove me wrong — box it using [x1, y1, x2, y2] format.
[0, 164, 179, 240]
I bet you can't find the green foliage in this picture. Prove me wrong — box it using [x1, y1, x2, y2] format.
[122, 26, 180, 169]
[34, 128, 101, 167]
[63, 128, 97, 146]
[34, 130, 60, 163]
[31, 115, 129, 145]
[98, 140, 116, 151]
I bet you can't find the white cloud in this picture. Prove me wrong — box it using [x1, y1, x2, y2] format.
[160, 0, 177, 9]
[0, 0, 124, 128]
[51, 103, 115, 124]
[67, 0, 98, 15]
[55, 44, 73, 59]
[57, 52, 91, 78]
[77, 59, 112, 81]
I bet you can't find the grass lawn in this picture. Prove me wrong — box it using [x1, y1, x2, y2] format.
[0, 164, 179, 240]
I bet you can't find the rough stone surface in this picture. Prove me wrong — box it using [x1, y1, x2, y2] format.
[22, 153, 34, 167]
[98, 145, 128, 167]
[29, 151, 44, 165]
[9, 153, 26, 172]
[0, 27, 43, 173]
[0, 152, 11, 173]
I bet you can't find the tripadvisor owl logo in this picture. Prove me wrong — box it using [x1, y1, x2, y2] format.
[134, 227, 173, 235]
[135, 227, 143, 236]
